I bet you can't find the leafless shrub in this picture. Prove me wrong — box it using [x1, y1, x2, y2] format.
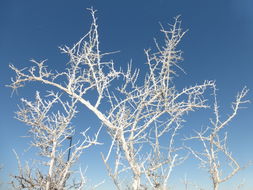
[10, 92, 102, 190]
[185, 87, 249, 190]
[8, 8, 247, 190]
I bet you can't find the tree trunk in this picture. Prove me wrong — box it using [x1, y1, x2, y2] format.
[213, 182, 219, 190]
[46, 141, 57, 190]
[132, 173, 141, 190]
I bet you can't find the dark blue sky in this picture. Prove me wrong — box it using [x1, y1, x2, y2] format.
[1, 0, 253, 189]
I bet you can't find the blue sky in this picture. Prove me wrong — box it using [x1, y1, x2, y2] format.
[1, 0, 253, 189]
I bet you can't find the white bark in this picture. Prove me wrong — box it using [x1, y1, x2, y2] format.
[8, 8, 246, 190]
[11, 92, 102, 189]
[185, 87, 248, 190]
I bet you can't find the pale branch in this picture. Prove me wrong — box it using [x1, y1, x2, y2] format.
[8, 8, 239, 190]
[11, 92, 102, 190]
[184, 87, 249, 190]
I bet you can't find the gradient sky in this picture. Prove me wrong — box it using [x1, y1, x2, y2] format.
[1, 0, 253, 189]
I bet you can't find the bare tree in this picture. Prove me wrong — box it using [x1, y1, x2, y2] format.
[100, 17, 215, 189]
[9, 8, 245, 190]
[185, 86, 249, 190]
[11, 92, 102, 190]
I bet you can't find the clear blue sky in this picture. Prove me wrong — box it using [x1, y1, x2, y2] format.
[1, 0, 253, 189]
